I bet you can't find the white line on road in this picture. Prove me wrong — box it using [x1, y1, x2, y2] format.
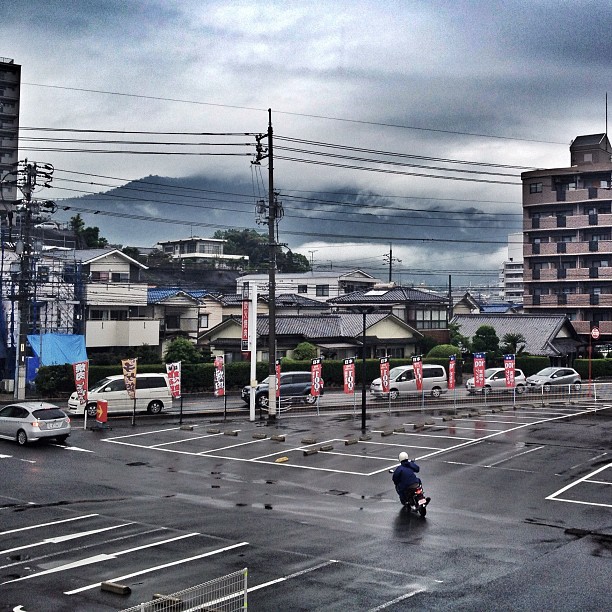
[546, 462, 612, 507]
[1, 533, 200, 585]
[485, 445, 545, 467]
[368, 587, 427, 611]
[248, 559, 339, 592]
[64, 541, 249, 595]
[0, 514, 99, 536]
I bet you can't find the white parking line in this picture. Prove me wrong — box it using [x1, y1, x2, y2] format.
[546, 463, 612, 508]
[485, 445, 544, 467]
[64, 541, 249, 595]
[1, 533, 201, 586]
[249, 559, 338, 593]
[198, 439, 267, 455]
[149, 433, 223, 448]
[0, 514, 99, 536]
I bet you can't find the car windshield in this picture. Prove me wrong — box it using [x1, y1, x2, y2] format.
[89, 377, 113, 392]
[535, 368, 555, 376]
[32, 408, 66, 420]
[389, 367, 409, 379]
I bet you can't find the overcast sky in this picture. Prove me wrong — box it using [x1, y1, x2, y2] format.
[2, 0, 611, 289]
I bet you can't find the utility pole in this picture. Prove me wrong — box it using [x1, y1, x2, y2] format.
[383, 243, 401, 283]
[252, 109, 280, 421]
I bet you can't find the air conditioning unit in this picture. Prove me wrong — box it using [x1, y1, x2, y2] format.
[2, 379, 14, 393]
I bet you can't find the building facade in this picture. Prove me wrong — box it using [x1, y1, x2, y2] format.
[157, 236, 248, 268]
[522, 133, 612, 340]
[0, 57, 20, 216]
[499, 232, 524, 303]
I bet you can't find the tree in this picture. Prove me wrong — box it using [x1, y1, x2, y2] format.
[471, 325, 500, 356]
[69, 213, 109, 248]
[163, 338, 204, 363]
[213, 229, 310, 272]
[419, 335, 438, 357]
[427, 344, 460, 358]
[292, 342, 318, 360]
[448, 321, 471, 354]
[501, 332, 527, 355]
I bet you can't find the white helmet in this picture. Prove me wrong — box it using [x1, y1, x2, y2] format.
[398, 451, 409, 462]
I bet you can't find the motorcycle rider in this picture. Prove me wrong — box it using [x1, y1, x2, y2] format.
[392, 451, 429, 506]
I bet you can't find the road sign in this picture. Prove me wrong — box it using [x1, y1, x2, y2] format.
[591, 326, 600, 340]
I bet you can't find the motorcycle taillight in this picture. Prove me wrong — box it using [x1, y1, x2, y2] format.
[415, 487, 423, 495]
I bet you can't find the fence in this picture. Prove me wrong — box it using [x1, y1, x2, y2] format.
[119, 567, 247, 612]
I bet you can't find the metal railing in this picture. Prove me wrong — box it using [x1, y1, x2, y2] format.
[119, 567, 247, 612]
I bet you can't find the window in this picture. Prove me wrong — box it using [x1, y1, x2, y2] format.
[529, 183, 543, 193]
[165, 315, 180, 329]
[89, 310, 108, 320]
[298, 285, 308, 294]
[584, 153, 592, 162]
[111, 272, 129, 283]
[199, 313, 209, 328]
[315, 285, 329, 297]
[91, 271, 109, 282]
[415, 309, 447, 329]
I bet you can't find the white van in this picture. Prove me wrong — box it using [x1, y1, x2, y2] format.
[370, 364, 448, 399]
[67, 373, 173, 417]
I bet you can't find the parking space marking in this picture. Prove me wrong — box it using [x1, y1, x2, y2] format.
[546, 463, 612, 508]
[0, 514, 99, 536]
[485, 445, 544, 468]
[64, 541, 249, 595]
[149, 433, 223, 448]
[1, 533, 202, 586]
[248, 559, 339, 593]
[0, 523, 133, 556]
[397, 431, 476, 441]
[198, 438, 267, 455]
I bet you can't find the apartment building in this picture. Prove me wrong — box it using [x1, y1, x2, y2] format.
[0, 57, 20, 214]
[522, 133, 612, 339]
[499, 232, 524, 303]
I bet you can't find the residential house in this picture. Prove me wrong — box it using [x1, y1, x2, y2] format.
[451, 313, 582, 364]
[53, 248, 159, 352]
[235, 269, 381, 300]
[328, 284, 450, 343]
[198, 312, 423, 362]
[157, 236, 248, 268]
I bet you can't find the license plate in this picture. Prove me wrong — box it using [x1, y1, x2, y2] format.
[50, 421, 63, 429]
[418, 498, 427, 505]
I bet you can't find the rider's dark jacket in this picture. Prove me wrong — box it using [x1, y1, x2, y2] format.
[392, 459, 421, 492]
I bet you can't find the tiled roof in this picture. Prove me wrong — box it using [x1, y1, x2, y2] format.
[147, 287, 209, 303]
[256, 313, 392, 338]
[218, 293, 328, 308]
[329, 286, 447, 305]
[451, 314, 580, 357]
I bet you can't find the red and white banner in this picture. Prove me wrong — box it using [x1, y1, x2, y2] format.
[473, 353, 486, 388]
[72, 360, 89, 405]
[504, 354, 515, 388]
[448, 355, 456, 390]
[241, 298, 249, 352]
[311, 358, 323, 397]
[213, 356, 225, 396]
[121, 357, 137, 399]
[412, 355, 423, 392]
[275, 360, 281, 398]
[379, 357, 390, 394]
[166, 361, 182, 398]
[343, 358, 355, 394]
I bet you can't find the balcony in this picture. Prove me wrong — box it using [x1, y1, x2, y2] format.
[524, 212, 612, 231]
[524, 240, 612, 257]
[85, 319, 160, 348]
[524, 293, 612, 308]
[571, 320, 612, 336]
[83, 282, 148, 306]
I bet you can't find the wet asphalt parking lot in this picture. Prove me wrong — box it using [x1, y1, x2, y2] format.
[0, 399, 610, 611]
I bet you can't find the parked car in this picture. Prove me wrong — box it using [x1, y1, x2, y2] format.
[526, 367, 581, 392]
[370, 364, 448, 399]
[465, 367, 527, 394]
[241, 371, 323, 409]
[34, 221, 60, 230]
[0, 402, 71, 446]
[67, 373, 173, 417]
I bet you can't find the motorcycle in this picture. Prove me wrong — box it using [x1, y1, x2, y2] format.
[402, 483, 430, 517]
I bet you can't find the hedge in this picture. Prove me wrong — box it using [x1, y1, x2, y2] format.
[35, 356, 476, 396]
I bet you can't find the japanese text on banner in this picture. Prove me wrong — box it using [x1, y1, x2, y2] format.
[412, 355, 423, 391]
[448, 355, 456, 390]
[166, 362, 182, 398]
[311, 358, 323, 397]
[379, 357, 390, 393]
[121, 358, 138, 399]
[504, 354, 515, 388]
[473, 353, 486, 388]
[213, 356, 225, 397]
[343, 358, 355, 394]
[72, 360, 89, 404]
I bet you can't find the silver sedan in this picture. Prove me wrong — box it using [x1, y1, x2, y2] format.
[0, 402, 71, 446]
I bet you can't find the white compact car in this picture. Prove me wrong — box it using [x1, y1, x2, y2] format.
[465, 367, 526, 394]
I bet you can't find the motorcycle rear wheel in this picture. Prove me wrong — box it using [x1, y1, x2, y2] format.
[418, 506, 427, 517]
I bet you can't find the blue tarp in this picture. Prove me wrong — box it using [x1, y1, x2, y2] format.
[27, 334, 87, 366]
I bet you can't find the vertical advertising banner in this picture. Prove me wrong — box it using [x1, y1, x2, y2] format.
[504, 354, 516, 388]
[311, 358, 323, 397]
[121, 357, 138, 399]
[343, 358, 355, 394]
[275, 359, 281, 398]
[448, 355, 456, 390]
[412, 355, 423, 391]
[212, 356, 225, 396]
[241, 298, 249, 352]
[72, 360, 89, 405]
[379, 357, 390, 394]
[473, 353, 486, 389]
[166, 361, 182, 398]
